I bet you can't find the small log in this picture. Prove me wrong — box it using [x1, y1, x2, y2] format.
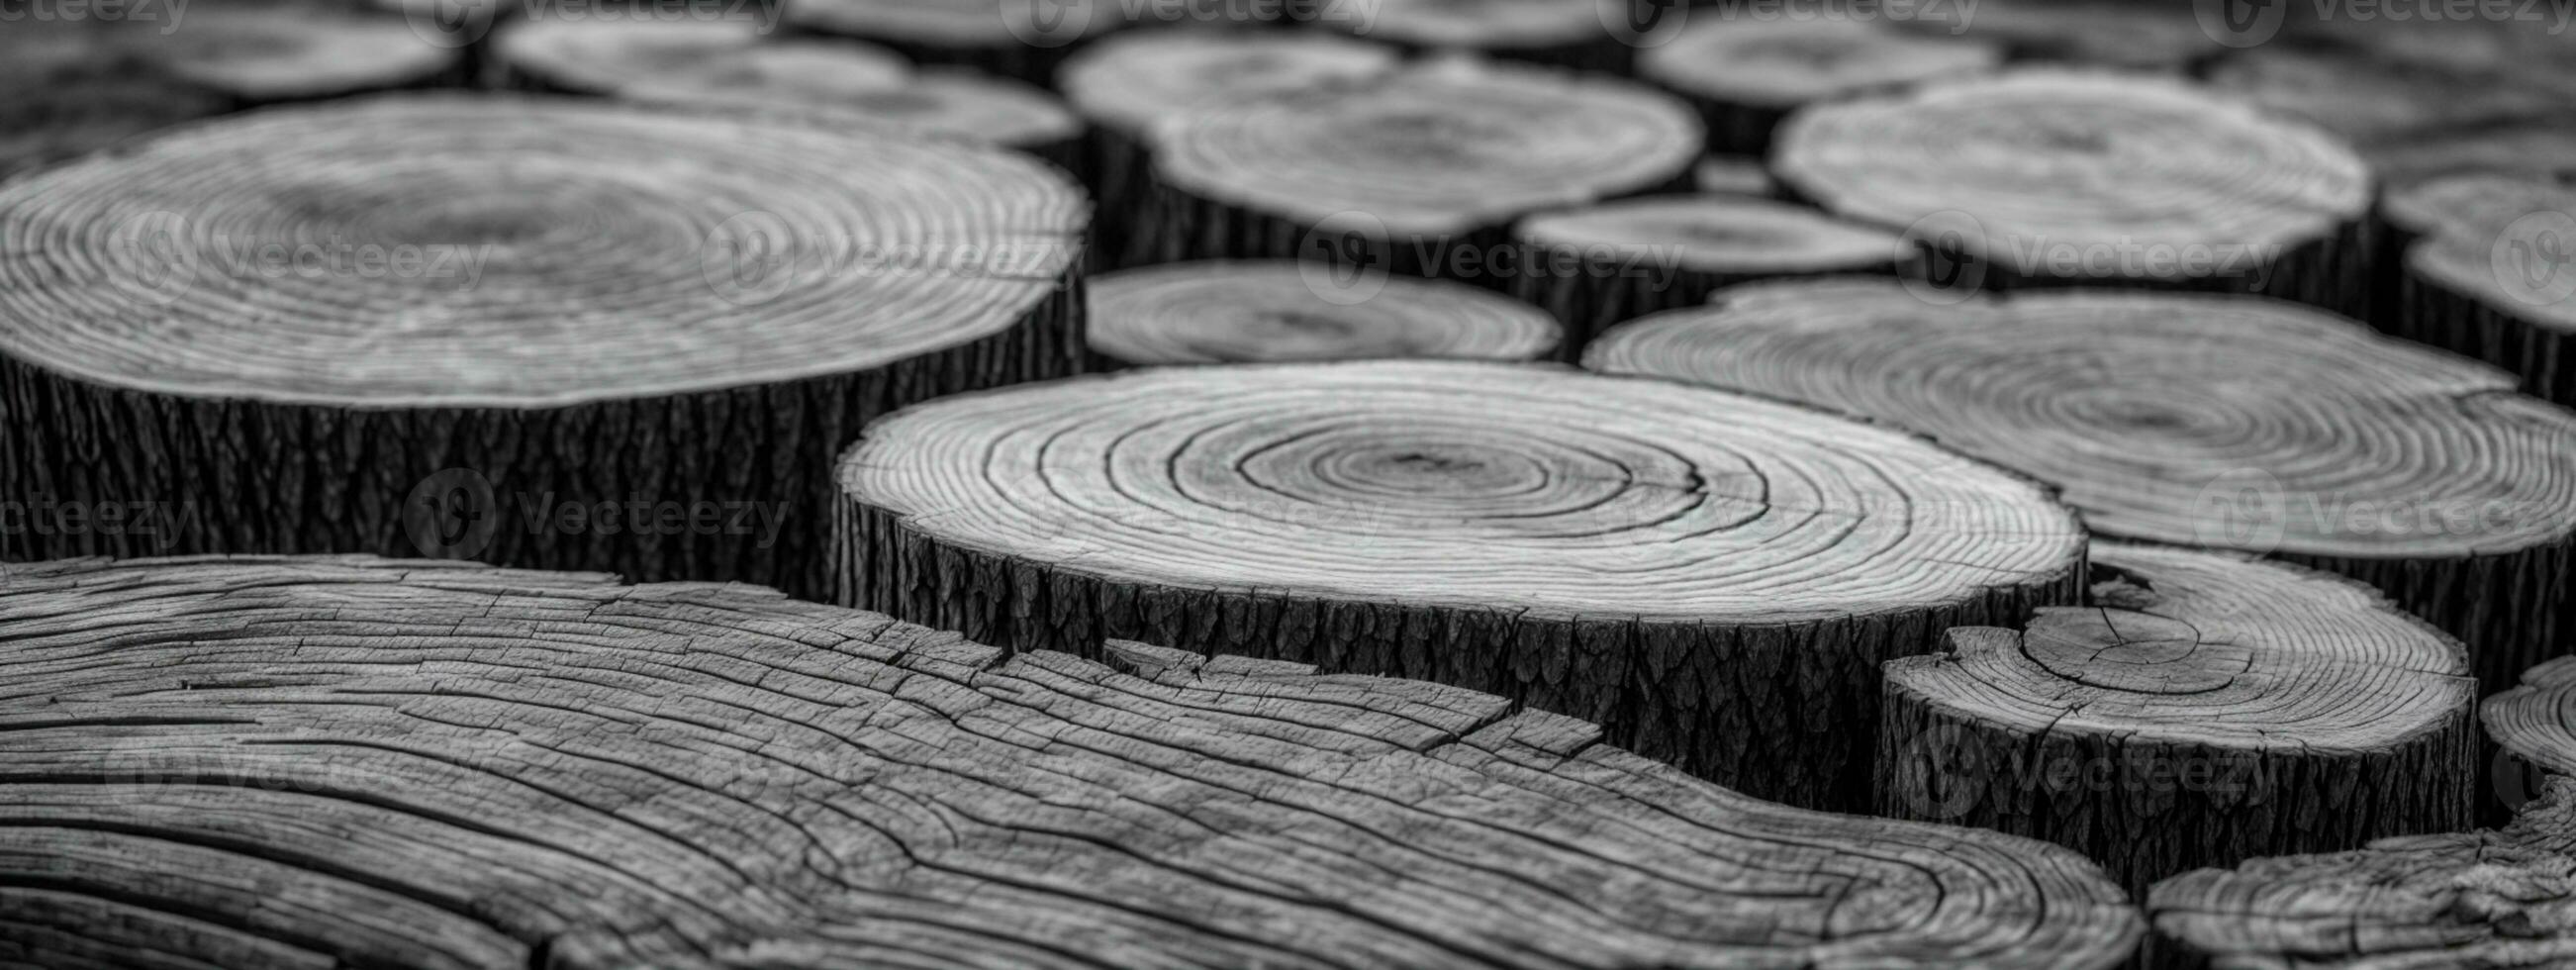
[1585, 277, 2576, 694]
[1879, 540, 2478, 897]
[1891, 0, 2221, 71]
[118, 3, 468, 106]
[830, 358, 2087, 811]
[1087, 259, 1561, 366]
[1773, 69, 2376, 321]
[1507, 194, 1907, 352]
[1305, 0, 1639, 74]
[493, 16, 909, 99]
[0, 554, 2144, 970]
[781, 0, 1120, 85]
[1692, 153, 1776, 197]
[2386, 174, 2576, 410]
[1639, 16, 1999, 154]
[1057, 29, 1399, 270]
[0, 95, 1086, 597]
[2148, 778, 2576, 970]
[0, 24, 229, 179]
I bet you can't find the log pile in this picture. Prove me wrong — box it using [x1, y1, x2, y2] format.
[1087, 260, 1561, 366]
[830, 359, 2087, 810]
[1640, 17, 1999, 154]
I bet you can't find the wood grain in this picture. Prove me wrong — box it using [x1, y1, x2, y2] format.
[1640, 16, 1999, 154]
[122, 3, 467, 105]
[2388, 174, 2576, 410]
[782, 0, 1119, 83]
[1087, 259, 1560, 366]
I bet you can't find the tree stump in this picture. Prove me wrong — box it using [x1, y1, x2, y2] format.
[2386, 174, 2576, 410]
[119, 4, 468, 106]
[1879, 540, 2478, 898]
[1890, 0, 2221, 71]
[1585, 278, 2576, 694]
[0, 95, 1086, 598]
[1507, 194, 1907, 353]
[1305, 0, 1637, 73]
[2485, 655, 2576, 819]
[830, 358, 2087, 811]
[1639, 16, 1999, 154]
[781, 0, 1119, 85]
[0, 554, 2144, 970]
[1140, 58, 1700, 281]
[0, 24, 229, 179]
[2148, 778, 2576, 970]
[1088, 260, 1561, 366]
[1057, 29, 1398, 270]
[1773, 69, 2376, 321]
[1693, 154, 1775, 197]
[494, 16, 910, 99]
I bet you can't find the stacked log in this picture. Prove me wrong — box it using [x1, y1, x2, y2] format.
[0, 96, 1087, 597]
[2385, 174, 2576, 409]
[121, 3, 468, 106]
[1087, 260, 1561, 366]
[829, 358, 2088, 811]
[1639, 16, 1999, 154]
[781, 0, 1120, 84]
[1586, 278, 2576, 694]
[1773, 69, 2376, 320]
[1879, 540, 2478, 896]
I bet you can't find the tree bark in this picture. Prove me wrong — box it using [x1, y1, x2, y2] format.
[1087, 259, 1560, 367]
[830, 358, 2087, 812]
[1058, 29, 1399, 271]
[1506, 194, 1907, 355]
[1138, 59, 1699, 282]
[2383, 174, 2576, 410]
[1587, 278, 2576, 696]
[0, 95, 1086, 599]
[1773, 69, 2378, 322]
[1879, 540, 2479, 899]
[120, 4, 470, 107]
[779, 0, 1117, 85]
[1639, 17, 2000, 154]
[2147, 778, 2576, 970]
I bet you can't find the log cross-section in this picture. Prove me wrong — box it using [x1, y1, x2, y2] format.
[1086, 259, 1562, 366]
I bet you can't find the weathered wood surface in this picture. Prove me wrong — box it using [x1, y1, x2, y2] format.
[494, 16, 910, 99]
[1507, 194, 1905, 351]
[2386, 174, 2576, 410]
[0, 24, 229, 179]
[0, 554, 2144, 970]
[1774, 69, 2375, 320]
[2483, 655, 2576, 795]
[1586, 278, 2576, 694]
[2148, 778, 2576, 970]
[1880, 540, 2478, 897]
[0, 95, 1086, 597]
[1890, 0, 2218, 70]
[1057, 29, 1398, 270]
[830, 358, 2086, 811]
[1639, 17, 1999, 154]
[1307, 0, 1635, 73]
[121, 3, 467, 105]
[781, 0, 1119, 84]
[1087, 260, 1560, 366]
[1141, 58, 1699, 279]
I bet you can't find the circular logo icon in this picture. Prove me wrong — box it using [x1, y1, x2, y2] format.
[1597, 0, 1686, 48]
[1297, 210, 1392, 308]
[1891, 723, 1987, 821]
[702, 210, 802, 307]
[2195, 0, 2285, 48]
[1000, 0, 1097, 49]
[1896, 209, 1989, 307]
[404, 467, 499, 560]
[105, 210, 200, 307]
[2190, 467, 2288, 553]
[401, 0, 502, 49]
[2492, 210, 2576, 308]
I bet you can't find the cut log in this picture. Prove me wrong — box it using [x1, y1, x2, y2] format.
[0, 95, 1086, 598]
[1639, 17, 1999, 154]
[1585, 278, 2576, 694]
[1088, 259, 1561, 366]
[2486, 655, 2576, 815]
[1879, 540, 2478, 897]
[1773, 69, 2376, 321]
[1057, 29, 1399, 270]
[0, 24, 229, 179]
[830, 358, 2087, 811]
[1692, 154, 1775, 197]
[118, 3, 468, 106]
[2388, 174, 2576, 410]
[493, 16, 910, 99]
[1140, 58, 1700, 279]
[1305, 0, 1637, 73]
[0, 554, 2144, 970]
[1507, 194, 1907, 352]
[781, 0, 1120, 84]
[1887, 0, 2220, 70]
[2148, 777, 2576, 970]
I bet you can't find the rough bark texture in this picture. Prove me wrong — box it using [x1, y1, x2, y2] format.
[1879, 541, 2479, 899]
[1505, 194, 1906, 355]
[0, 554, 2145, 970]
[779, 0, 1119, 85]
[2148, 778, 2576, 970]
[2378, 175, 2576, 410]
[1138, 59, 1700, 283]
[1640, 17, 2000, 154]
[1587, 278, 2576, 696]
[120, 3, 470, 107]
[0, 96, 1088, 599]
[830, 359, 2088, 812]
[1773, 69, 2378, 322]
[1087, 259, 1560, 367]
[1057, 29, 1399, 271]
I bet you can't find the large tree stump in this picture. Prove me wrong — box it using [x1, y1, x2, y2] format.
[1639, 16, 1999, 155]
[1088, 259, 1561, 366]
[0, 24, 229, 179]
[119, 3, 468, 106]
[2148, 778, 2576, 970]
[1506, 194, 1906, 353]
[830, 358, 2087, 811]
[1305, 0, 1635, 73]
[0, 95, 1086, 598]
[1879, 540, 2478, 898]
[1585, 278, 2576, 694]
[2385, 174, 2576, 410]
[1140, 58, 1700, 281]
[1774, 69, 2376, 321]
[0, 555, 2144, 970]
[781, 0, 1119, 85]
[1057, 29, 1398, 270]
